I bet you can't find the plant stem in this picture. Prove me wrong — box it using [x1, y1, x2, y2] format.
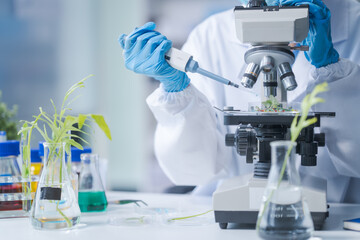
[125, 216, 145, 223]
[256, 145, 293, 231]
[169, 210, 213, 222]
[56, 201, 72, 227]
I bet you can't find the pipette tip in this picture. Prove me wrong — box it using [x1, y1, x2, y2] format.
[229, 82, 239, 88]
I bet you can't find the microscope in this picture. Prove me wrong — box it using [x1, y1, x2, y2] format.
[212, 0, 335, 229]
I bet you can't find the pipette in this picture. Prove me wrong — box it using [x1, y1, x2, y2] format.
[165, 48, 239, 88]
[120, 35, 239, 88]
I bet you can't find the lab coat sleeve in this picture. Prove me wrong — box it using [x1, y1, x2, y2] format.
[146, 84, 229, 185]
[308, 58, 360, 178]
[146, 13, 234, 186]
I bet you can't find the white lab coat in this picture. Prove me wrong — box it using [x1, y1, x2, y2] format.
[146, 0, 360, 203]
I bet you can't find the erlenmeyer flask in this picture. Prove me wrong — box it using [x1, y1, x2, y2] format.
[30, 142, 81, 230]
[257, 141, 314, 240]
[78, 153, 107, 212]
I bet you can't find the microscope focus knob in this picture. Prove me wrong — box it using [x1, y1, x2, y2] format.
[235, 126, 258, 163]
[315, 133, 326, 147]
[299, 142, 318, 155]
[299, 142, 318, 166]
[225, 134, 236, 147]
[301, 156, 317, 166]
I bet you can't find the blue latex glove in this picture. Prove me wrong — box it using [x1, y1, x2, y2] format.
[269, 0, 340, 68]
[118, 22, 190, 92]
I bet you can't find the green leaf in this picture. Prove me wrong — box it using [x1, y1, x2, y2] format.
[78, 114, 87, 129]
[309, 97, 325, 106]
[50, 99, 57, 113]
[91, 114, 112, 140]
[291, 82, 329, 142]
[35, 125, 51, 143]
[303, 117, 318, 128]
[65, 138, 84, 150]
[310, 82, 329, 98]
[66, 134, 89, 145]
[23, 145, 29, 161]
[64, 115, 77, 128]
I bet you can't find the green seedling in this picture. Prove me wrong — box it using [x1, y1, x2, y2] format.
[256, 95, 295, 112]
[18, 75, 112, 227]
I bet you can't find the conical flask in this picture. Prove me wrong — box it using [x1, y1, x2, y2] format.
[30, 142, 81, 230]
[257, 141, 314, 240]
[78, 153, 107, 212]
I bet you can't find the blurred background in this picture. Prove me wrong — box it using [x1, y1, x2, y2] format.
[0, 0, 237, 193]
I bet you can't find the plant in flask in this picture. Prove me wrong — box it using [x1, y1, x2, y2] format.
[256, 82, 329, 240]
[19, 75, 112, 230]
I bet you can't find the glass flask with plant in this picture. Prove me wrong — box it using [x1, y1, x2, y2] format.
[257, 82, 329, 239]
[19, 75, 112, 230]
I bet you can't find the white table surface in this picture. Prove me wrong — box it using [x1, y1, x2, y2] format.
[1, 191, 360, 240]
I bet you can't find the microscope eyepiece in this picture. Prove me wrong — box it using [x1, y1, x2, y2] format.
[241, 63, 260, 89]
[278, 62, 298, 91]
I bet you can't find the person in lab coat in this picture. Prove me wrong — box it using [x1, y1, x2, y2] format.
[119, 0, 360, 203]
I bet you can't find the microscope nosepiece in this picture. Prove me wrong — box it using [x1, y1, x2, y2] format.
[278, 62, 298, 91]
[241, 63, 260, 89]
[260, 56, 275, 73]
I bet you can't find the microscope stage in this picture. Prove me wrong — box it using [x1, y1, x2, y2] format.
[223, 111, 335, 126]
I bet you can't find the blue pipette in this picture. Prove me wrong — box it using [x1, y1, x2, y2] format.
[120, 34, 239, 88]
[165, 48, 239, 88]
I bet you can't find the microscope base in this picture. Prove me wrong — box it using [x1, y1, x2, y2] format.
[212, 175, 328, 230]
[214, 210, 328, 230]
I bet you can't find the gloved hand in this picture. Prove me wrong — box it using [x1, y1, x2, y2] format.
[119, 22, 190, 92]
[269, 0, 340, 68]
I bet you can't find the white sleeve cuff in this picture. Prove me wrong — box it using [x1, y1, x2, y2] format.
[310, 59, 355, 83]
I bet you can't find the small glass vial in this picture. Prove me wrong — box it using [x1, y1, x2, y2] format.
[78, 153, 107, 212]
[0, 140, 22, 211]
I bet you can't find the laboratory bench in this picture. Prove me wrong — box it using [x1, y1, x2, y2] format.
[1, 191, 360, 240]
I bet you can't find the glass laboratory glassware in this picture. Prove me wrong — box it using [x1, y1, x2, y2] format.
[68, 147, 92, 199]
[0, 140, 23, 212]
[31, 142, 81, 230]
[30, 149, 43, 193]
[78, 153, 107, 212]
[71, 147, 92, 175]
[257, 141, 314, 240]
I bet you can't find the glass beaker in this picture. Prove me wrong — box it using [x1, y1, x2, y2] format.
[30, 142, 81, 230]
[0, 140, 22, 212]
[78, 153, 107, 212]
[257, 141, 314, 240]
